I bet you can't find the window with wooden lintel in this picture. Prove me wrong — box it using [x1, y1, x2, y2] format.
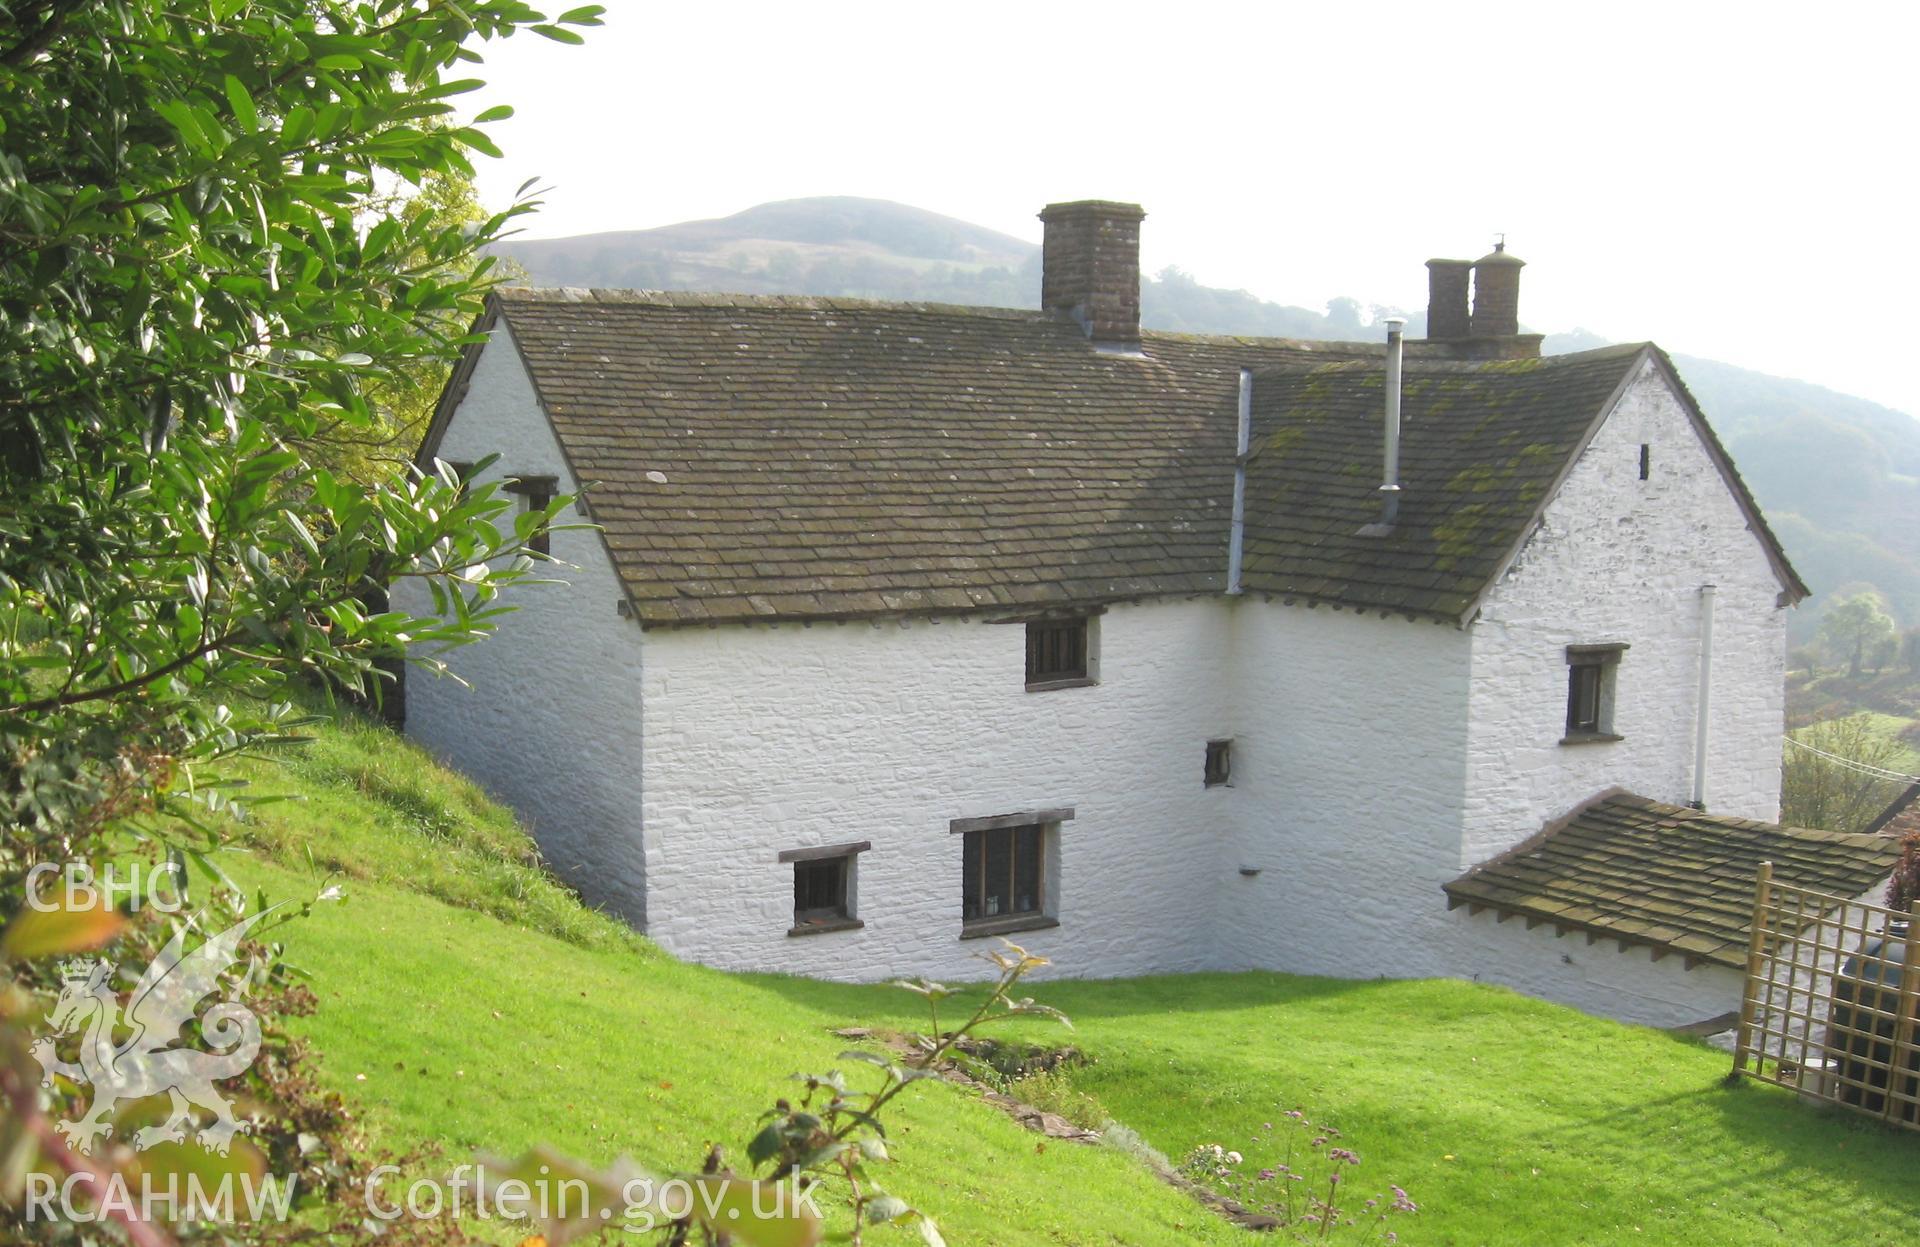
[951, 808, 1071, 938]
[1025, 616, 1094, 690]
[778, 841, 869, 936]
[503, 474, 557, 557]
[1564, 643, 1627, 744]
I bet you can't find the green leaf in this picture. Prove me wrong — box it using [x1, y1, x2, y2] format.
[532, 23, 586, 43]
[315, 53, 363, 70]
[454, 126, 503, 158]
[473, 104, 514, 123]
[747, 1122, 784, 1169]
[866, 1195, 910, 1224]
[223, 74, 259, 133]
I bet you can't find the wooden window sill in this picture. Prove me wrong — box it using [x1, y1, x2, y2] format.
[1025, 676, 1097, 693]
[1559, 731, 1624, 746]
[959, 914, 1058, 941]
[788, 917, 864, 938]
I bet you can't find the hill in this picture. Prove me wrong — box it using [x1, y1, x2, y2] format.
[495, 198, 1920, 643]
[190, 706, 1920, 1244]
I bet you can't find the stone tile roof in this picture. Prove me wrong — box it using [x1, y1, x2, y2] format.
[432, 288, 1800, 626]
[1444, 792, 1904, 968]
[1241, 347, 1649, 619]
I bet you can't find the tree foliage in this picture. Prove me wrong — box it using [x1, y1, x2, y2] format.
[1, 0, 602, 862]
[1781, 715, 1907, 835]
[1819, 592, 1897, 679]
[0, 2, 600, 1237]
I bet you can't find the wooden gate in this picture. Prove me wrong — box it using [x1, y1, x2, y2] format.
[1729, 862, 1919, 1130]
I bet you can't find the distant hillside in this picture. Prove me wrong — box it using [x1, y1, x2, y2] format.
[496, 197, 1920, 642]
[491, 196, 1368, 337]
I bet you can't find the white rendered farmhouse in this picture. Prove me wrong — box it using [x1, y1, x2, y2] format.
[401, 202, 1899, 1028]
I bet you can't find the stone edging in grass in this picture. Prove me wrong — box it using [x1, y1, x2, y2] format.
[833, 1027, 1282, 1232]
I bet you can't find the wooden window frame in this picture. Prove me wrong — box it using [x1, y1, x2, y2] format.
[1025, 616, 1094, 691]
[780, 841, 869, 936]
[951, 809, 1071, 939]
[503, 474, 558, 557]
[1563, 643, 1627, 744]
[1204, 738, 1233, 787]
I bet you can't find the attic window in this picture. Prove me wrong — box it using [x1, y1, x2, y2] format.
[1564, 643, 1627, 744]
[504, 475, 558, 557]
[1204, 739, 1232, 787]
[1026, 616, 1094, 690]
[1639, 444, 1651, 481]
[779, 841, 869, 936]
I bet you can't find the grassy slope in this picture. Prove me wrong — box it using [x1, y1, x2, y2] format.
[217, 709, 1920, 1246]
[217, 709, 1235, 1245]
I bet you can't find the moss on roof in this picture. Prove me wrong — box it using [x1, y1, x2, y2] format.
[425, 289, 1799, 626]
[1445, 792, 1903, 968]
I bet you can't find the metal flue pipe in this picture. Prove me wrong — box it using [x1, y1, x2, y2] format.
[1227, 367, 1251, 594]
[1378, 317, 1407, 527]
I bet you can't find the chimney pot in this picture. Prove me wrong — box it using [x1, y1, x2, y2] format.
[1424, 259, 1473, 340]
[1039, 200, 1145, 346]
[1470, 245, 1525, 338]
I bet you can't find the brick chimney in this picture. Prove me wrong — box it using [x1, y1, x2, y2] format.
[1424, 258, 1473, 340]
[1039, 200, 1145, 347]
[1470, 243, 1524, 338]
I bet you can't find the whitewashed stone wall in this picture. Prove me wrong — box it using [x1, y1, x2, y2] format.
[1211, 360, 1791, 1027]
[1443, 360, 1790, 1023]
[396, 324, 651, 925]
[1461, 359, 1788, 870]
[1211, 602, 1472, 980]
[638, 600, 1240, 980]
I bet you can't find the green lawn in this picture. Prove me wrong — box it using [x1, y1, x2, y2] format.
[213, 709, 1920, 1245]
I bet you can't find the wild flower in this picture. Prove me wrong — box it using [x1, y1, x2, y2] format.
[1177, 1115, 1417, 1243]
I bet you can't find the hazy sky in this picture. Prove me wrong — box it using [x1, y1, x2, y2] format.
[466, 1, 1920, 415]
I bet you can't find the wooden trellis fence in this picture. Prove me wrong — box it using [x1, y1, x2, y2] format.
[1729, 862, 1918, 1130]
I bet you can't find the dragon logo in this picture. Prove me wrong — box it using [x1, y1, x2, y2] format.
[28, 903, 285, 1156]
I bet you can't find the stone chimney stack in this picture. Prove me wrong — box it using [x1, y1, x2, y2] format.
[1039, 200, 1145, 347]
[1424, 258, 1473, 340]
[1470, 242, 1524, 338]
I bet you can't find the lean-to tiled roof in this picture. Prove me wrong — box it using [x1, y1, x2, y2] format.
[1444, 792, 1903, 968]
[421, 288, 1802, 627]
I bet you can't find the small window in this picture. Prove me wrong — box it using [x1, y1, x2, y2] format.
[778, 841, 868, 935]
[962, 825, 1044, 926]
[1564, 644, 1626, 743]
[793, 857, 848, 925]
[522, 485, 552, 556]
[1639, 444, 1651, 481]
[504, 474, 558, 556]
[1025, 616, 1092, 689]
[1204, 739, 1232, 787]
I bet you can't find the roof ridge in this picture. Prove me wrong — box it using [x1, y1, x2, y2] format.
[492, 286, 1055, 322]
[490, 287, 1663, 371]
[1249, 340, 1652, 378]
